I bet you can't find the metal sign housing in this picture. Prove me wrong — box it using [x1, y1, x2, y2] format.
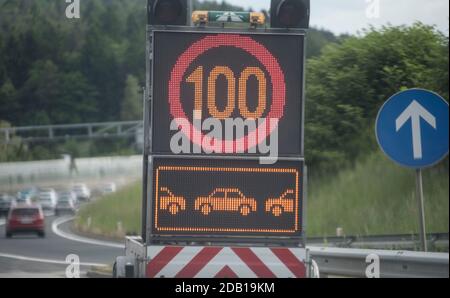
[144, 26, 307, 246]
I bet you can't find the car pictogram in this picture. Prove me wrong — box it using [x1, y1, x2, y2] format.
[159, 187, 186, 215]
[195, 188, 257, 216]
[265, 189, 295, 217]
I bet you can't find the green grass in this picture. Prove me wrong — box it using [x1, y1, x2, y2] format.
[75, 181, 142, 239]
[308, 152, 449, 237]
[75, 152, 449, 239]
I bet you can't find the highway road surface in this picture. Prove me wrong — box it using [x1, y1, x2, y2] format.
[0, 215, 123, 278]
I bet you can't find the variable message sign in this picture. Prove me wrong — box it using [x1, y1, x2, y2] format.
[151, 157, 304, 238]
[151, 30, 305, 156]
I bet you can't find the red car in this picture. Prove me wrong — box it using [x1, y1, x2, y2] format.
[6, 205, 45, 238]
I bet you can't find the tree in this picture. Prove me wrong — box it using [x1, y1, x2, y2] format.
[18, 60, 60, 125]
[306, 28, 338, 58]
[0, 79, 19, 121]
[56, 71, 99, 124]
[305, 23, 449, 173]
[121, 74, 142, 121]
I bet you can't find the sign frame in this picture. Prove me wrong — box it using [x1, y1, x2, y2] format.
[143, 26, 308, 247]
[149, 27, 307, 158]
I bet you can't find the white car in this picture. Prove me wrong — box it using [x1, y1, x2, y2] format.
[38, 189, 58, 212]
[72, 184, 91, 202]
[55, 195, 77, 216]
[100, 182, 117, 195]
[58, 191, 78, 205]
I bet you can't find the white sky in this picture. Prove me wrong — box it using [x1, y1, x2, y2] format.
[220, 0, 449, 35]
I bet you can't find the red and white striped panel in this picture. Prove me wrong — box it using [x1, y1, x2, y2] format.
[146, 246, 308, 278]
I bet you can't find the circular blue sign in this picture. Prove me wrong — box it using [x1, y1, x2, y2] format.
[376, 89, 449, 169]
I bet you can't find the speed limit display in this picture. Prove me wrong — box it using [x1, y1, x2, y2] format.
[151, 30, 305, 156]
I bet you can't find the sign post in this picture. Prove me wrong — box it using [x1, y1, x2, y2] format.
[415, 169, 427, 252]
[376, 88, 449, 252]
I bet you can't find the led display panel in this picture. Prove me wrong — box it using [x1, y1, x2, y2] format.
[151, 157, 304, 237]
[152, 30, 305, 156]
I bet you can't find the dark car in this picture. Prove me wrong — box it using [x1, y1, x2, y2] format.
[0, 194, 15, 216]
[6, 205, 45, 238]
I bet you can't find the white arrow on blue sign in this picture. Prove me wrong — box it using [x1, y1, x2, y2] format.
[376, 89, 449, 169]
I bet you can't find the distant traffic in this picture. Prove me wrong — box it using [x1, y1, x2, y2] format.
[0, 182, 117, 239]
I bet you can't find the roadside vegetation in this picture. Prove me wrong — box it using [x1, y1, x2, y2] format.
[308, 152, 449, 237]
[75, 181, 141, 240]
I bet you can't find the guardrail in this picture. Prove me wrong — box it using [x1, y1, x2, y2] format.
[308, 246, 449, 278]
[308, 233, 449, 251]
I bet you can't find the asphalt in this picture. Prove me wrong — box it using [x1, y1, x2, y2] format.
[0, 215, 123, 278]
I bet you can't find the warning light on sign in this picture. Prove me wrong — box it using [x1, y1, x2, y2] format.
[192, 11, 266, 26]
[270, 0, 310, 29]
[147, 0, 188, 26]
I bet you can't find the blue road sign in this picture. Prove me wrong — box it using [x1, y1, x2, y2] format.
[376, 89, 449, 169]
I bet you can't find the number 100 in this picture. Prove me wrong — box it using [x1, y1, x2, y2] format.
[186, 66, 268, 120]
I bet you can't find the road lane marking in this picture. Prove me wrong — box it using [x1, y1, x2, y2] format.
[0, 252, 107, 267]
[52, 216, 125, 249]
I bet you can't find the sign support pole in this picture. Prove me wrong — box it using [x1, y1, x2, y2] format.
[415, 169, 427, 252]
[188, 0, 193, 26]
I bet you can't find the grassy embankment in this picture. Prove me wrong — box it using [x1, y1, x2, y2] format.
[75, 152, 449, 240]
[74, 181, 142, 239]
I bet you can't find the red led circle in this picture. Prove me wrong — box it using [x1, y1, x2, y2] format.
[168, 34, 286, 153]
